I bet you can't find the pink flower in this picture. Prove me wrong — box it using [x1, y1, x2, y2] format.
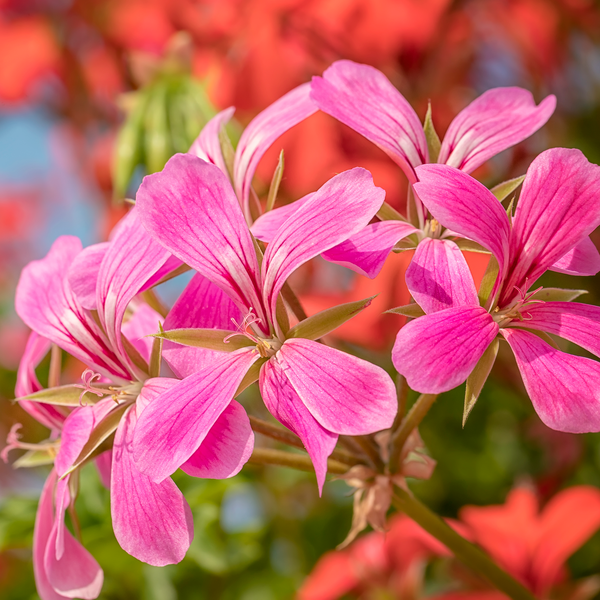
[393, 148, 600, 433]
[251, 60, 557, 280]
[134, 154, 397, 492]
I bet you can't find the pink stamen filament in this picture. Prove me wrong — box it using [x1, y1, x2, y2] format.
[1, 424, 59, 463]
[74, 369, 108, 405]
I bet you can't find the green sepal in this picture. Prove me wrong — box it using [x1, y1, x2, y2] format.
[62, 403, 130, 478]
[478, 256, 499, 307]
[286, 296, 377, 341]
[377, 202, 408, 223]
[218, 125, 236, 182]
[464, 339, 499, 427]
[385, 303, 426, 318]
[423, 102, 441, 163]
[13, 449, 57, 468]
[149, 333, 163, 378]
[453, 239, 490, 254]
[153, 328, 255, 352]
[122, 334, 150, 376]
[235, 358, 267, 397]
[266, 150, 284, 212]
[530, 288, 588, 302]
[15, 384, 110, 407]
[491, 175, 525, 202]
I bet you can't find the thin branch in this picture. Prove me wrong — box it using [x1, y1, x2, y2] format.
[248, 448, 348, 475]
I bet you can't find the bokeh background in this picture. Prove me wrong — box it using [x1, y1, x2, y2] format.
[2, 0, 600, 598]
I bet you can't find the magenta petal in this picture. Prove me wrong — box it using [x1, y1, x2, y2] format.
[505, 148, 600, 296]
[181, 400, 254, 479]
[322, 220, 419, 279]
[274, 338, 396, 435]
[438, 87, 556, 173]
[137, 154, 267, 328]
[133, 348, 259, 483]
[162, 273, 243, 378]
[310, 60, 427, 182]
[188, 107, 235, 175]
[250, 193, 315, 242]
[96, 207, 172, 376]
[95, 450, 112, 489]
[121, 303, 162, 364]
[67, 242, 108, 310]
[233, 83, 317, 219]
[548, 236, 600, 276]
[392, 306, 499, 393]
[414, 164, 511, 284]
[260, 358, 337, 493]
[111, 407, 193, 566]
[15, 236, 129, 381]
[518, 301, 600, 359]
[502, 328, 600, 433]
[406, 239, 478, 314]
[262, 168, 385, 327]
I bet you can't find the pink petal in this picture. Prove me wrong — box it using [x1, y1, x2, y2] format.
[548, 236, 600, 276]
[262, 168, 385, 328]
[162, 273, 243, 378]
[260, 358, 337, 493]
[133, 348, 259, 483]
[16, 332, 64, 431]
[502, 328, 600, 433]
[322, 220, 419, 279]
[67, 242, 108, 310]
[96, 207, 172, 376]
[111, 406, 193, 566]
[310, 60, 427, 182]
[188, 107, 235, 175]
[392, 307, 499, 393]
[15, 236, 130, 382]
[414, 165, 511, 289]
[438, 87, 556, 173]
[504, 148, 600, 301]
[95, 450, 112, 489]
[233, 83, 317, 220]
[33, 471, 68, 600]
[181, 400, 254, 479]
[137, 154, 268, 331]
[274, 338, 396, 435]
[406, 239, 478, 314]
[44, 478, 103, 599]
[518, 301, 600, 359]
[121, 302, 163, 364]
[250, 193, 315, 242]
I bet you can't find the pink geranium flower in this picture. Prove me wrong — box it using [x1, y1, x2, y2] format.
[393, 147, 600, 433]
[250, 60, 561, 283]
[134, 154, 397, 492]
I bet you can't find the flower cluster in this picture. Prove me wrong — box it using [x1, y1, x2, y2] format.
[5, 59, 600, 600]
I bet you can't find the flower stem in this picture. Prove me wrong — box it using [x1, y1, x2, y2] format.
[281, 282, 308, 322]
[248, 448, 348, 475]
[388, 393, 437, 473]
[391, 488, 536, 600]
[352, 435, 384, 471]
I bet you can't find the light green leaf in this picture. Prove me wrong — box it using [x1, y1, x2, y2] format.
[154, 328, 255, 352]
[286, 296, 377, 341]
[266, 150, 284, 212]
[491, 175, 525, 202]
[385, 303, 426, 318]
[423, 102, 441, 163]
[478, 256, 499, 306]
[530, 288, 588, 302]
[464, 339, 499, 427]
[15, 384, 110, 407]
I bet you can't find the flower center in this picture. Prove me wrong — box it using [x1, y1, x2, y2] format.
[492, 286, 544, 328]
[422, 218, 443, 239]
[223, 308, 283, 358]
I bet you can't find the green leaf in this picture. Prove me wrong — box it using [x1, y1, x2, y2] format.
[13, 449, 56, 468]
[15, 384, 110, 407]
[62, 403, 130, 477]
[530, 287, 588, 302]
[478, 256, 499, 306]
[155, 328, 255, 352]
[376, 202, 408, 223]
[423, 102, 441, 163]
[464, 339, 498, 426]
[235, 358, 267, 397]
[286, 296, 377, 341]
[385, 303, 426, 318]
[453, 239, 490, 254]
[491, 175, 525, 202]
[113, 92, 149, 199]
[144, 83, 172, 174]
[266, 150, 284, 212]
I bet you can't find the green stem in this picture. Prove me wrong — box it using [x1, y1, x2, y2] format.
[392, 488, 536, 600]
[388, 393, 437, 473]
[352, 435, 384, 471]
[248, 448, 348, 475]
[281, 282, 309, 322]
